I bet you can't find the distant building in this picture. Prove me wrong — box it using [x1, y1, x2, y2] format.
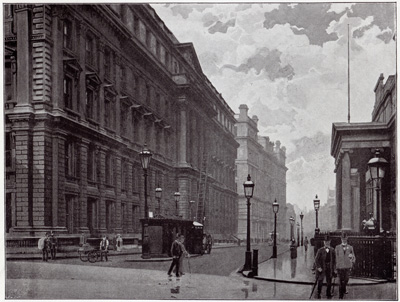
[331, 74, 396, 232]
[315, 188, 337, 232]
[235, 104, 288, 242]
[4, 4, 238, 238]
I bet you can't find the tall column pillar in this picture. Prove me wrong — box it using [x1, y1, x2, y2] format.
[79, 139, 90, 234]
[126, 162, 134, 233]
[114, 155, 123, 234]
[178, 97, 189, 167]
[14, 5, 32, 110]
[10, 114, 34, 232]
[98, 147, 108, 234]
[341, 150, 352, 230]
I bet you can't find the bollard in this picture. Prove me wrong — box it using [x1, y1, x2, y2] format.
[252, 249, 258, 276]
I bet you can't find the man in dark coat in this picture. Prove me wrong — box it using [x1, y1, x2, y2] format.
[335, 232, 355, 299]
[168, 234, 184, 277]
[314, 235, 336, 299]
[49, 231, 58, 260]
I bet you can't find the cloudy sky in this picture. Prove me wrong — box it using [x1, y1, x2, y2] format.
[151, 2, 396, 212]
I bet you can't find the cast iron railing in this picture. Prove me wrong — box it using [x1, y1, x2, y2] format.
[311, 231, 396, 281]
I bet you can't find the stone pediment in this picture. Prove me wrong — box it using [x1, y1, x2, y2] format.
[176, 43, 203, 75]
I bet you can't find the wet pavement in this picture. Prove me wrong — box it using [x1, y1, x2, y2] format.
[6, 244, 397, 300]
[256, 246, 388, 285]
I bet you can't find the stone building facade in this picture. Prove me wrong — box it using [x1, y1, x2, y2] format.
[4, 4, 238, 238]
[331, 74, 396, 232]
[235, 104, 288, 242]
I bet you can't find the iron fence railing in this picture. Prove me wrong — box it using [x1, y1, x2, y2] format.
[311, 231, 396, 281]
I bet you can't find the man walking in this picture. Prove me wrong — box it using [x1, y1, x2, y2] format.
[168, 234, 184, 277]
[304, 236, 309, 252]
[314, 235, 336, 299]
[335, 232, 355, 299]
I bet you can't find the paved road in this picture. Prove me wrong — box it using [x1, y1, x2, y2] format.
[37, 243, 283, 276]
[6, 260, 396, 300]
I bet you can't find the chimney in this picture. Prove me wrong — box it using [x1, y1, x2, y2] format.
[252, 115, 259, 126]
[239, 104, 249, 121]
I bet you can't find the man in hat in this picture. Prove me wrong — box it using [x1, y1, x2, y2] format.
[335, 232, 355, 299]
[49, 231, 58, 260]
[314, 235, 336, 299]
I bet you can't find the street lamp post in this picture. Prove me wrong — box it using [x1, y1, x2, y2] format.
[296, 222, 300, 247]
[289, 216, 295, 240]
[300, 212, 304, 246]
[189, 200, 195, 221]
[367, 149, 389, 235]
[174, 191, 180, 217]
[313, 195, 320, 234]
[139, 143, 152, 259]
[155, 187, 162, 216]
[243, 174, 255, 271]
[272, 199, 279, 258]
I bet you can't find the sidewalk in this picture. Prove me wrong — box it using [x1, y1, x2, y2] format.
[6, 242, 239, 262]
[255, 246, 389, 285]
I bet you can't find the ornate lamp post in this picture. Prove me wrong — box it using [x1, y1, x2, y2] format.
[155, 187, 162, 216]
[367, 149, 389, 235]
[139, 143, 152, 259]
[243, 174, 255, 271]
[189, 200, 196, 221]
[313, 195, 320, 234]
[174, 191, 180, 217]
[272, 199, 279, 258]
[296, 222, 300, 247]
[300, 212, 304, 246]
[289, 216, 295, 240]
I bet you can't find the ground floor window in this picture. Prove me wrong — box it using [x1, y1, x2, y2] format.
[87, 197, 98, 233]
[65, 195, 77, 233]
[106, 200, 115, 232]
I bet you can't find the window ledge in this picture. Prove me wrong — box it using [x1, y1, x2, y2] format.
[64, 107, 81, 118]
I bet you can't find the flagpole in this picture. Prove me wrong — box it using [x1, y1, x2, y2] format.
[348, 24, 350, 123]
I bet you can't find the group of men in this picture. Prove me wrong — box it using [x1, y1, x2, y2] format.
[314, 232, 355, 299]
[38, 232, 58, 261]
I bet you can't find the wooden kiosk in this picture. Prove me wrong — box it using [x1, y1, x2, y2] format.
[140, 217, 204, 258]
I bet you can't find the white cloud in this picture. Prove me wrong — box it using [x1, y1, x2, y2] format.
[151, 3, 396, 210]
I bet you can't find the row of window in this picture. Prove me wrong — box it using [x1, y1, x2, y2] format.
[117, 5, 181, 74]
[65, 140, 143, 193]
[66, 195, 141, 234]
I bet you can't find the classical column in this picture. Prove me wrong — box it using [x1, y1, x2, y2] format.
[15, 5, 33, 110]
[341, 150, 352, 230]
[178, 97, 189, 167]
[51, 7, 63, 110]
[98, 41, 105, 128]
[98, 147, 108, 234]
[126, 162, 134, 233]
[114, 155, 123, 234]
[10, 114, 34, 231]
[79, 138, 90, 233]
[115, 55, 121, 137]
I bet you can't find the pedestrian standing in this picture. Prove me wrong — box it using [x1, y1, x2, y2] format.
[49, 231, 58, 260]
[39, 233, 51, 262]
[314, 235, 336, 299]
[207, 234, 213, 254]
[168, 234, 184, 277]
[99, 236, 109, 261]
[335, 232, 355, 299]
[304, 236, 309, 252]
